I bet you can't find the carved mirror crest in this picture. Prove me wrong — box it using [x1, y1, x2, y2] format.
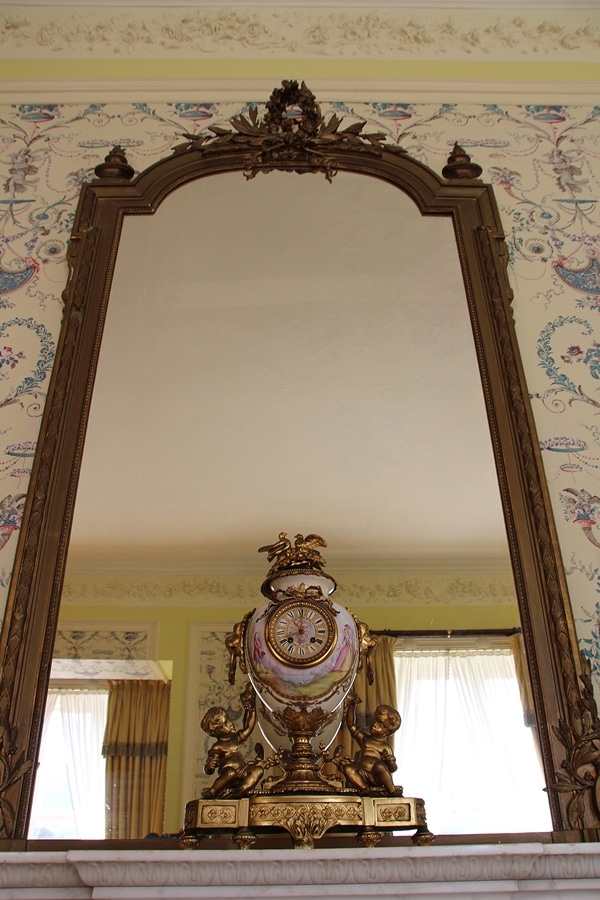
[0, 81, 598, 845]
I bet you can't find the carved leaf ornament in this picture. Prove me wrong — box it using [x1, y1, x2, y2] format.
[175, 80, 402, 182]
[551, 656, 600, 829]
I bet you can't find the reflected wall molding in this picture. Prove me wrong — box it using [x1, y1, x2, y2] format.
[60, 571, 516, 607]
[0, 6, 598, 61]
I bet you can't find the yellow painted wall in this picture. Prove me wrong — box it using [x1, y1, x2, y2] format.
[59, 597, 518, 831]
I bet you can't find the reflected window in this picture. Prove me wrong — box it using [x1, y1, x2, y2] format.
[394, 635, 552, 835]
[29, 688, 108, 839]
[30, 658, 172, 840]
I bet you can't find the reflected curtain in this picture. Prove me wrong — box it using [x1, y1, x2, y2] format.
[393, 647, 551, 834]
[103, 679, 171, 838]
[339, 635, 397, 758]
[508, 631, 542, 766]
[29, 689, 108, 839]
[61, 690, 109, 838]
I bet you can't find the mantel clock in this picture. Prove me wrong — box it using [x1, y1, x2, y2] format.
[182, 532, 433, 850]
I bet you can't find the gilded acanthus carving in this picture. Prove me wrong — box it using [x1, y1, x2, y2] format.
[272, 704, 334, 738]
[0, 708, 31, 839]
[250, 800, 362, 845]
[551, 654, 600, 830]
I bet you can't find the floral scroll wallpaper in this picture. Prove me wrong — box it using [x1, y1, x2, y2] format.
[186, 624, 242, 801]
[1, 98, 600, 690]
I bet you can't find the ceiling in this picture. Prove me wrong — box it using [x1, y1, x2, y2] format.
[65, 169, 510, 577]
[21, 1, 595, 7]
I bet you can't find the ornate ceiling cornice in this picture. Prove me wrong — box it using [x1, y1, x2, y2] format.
[10, 1, 596, 7]
[1, 6, 598, 61]
[61, 570, 516, 607]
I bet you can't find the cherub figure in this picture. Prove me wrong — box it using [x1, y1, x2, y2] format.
[201, 683, 266, 799]
[337, 691, 403, 796]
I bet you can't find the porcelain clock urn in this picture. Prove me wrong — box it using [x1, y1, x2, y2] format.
[240, 534, 363, 788]
[183, 532, 432, 848]
[228, 533, 362, 791]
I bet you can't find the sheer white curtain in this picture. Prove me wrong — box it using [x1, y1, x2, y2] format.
[60, 690, 108, 837]
[29, 688, 108, 839]
[394, 645, 552, 835]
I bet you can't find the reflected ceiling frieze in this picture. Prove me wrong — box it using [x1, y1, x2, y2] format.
[0, 6, 598, 61]
[61, 571, 517, 607]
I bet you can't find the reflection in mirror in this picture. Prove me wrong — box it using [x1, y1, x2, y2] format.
[34, 170, 551, 838]
[393, 632, 550, 833]
[29, 658, 171, 839]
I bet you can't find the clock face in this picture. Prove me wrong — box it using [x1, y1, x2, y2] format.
[266, 599, 337, 667]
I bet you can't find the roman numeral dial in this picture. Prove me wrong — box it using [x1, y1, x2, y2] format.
[265, 598, 337, 667]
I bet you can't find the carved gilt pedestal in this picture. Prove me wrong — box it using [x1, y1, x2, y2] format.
[183, 793, 432, 850]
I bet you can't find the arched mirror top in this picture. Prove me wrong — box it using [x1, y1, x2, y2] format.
[0, 81, 596, 846]
[75, 83, 491, 225]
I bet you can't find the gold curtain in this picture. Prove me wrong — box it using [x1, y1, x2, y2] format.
[507, 632, 543, 766]
[103, 679, 171, 838]
[338, 635, 398, 758]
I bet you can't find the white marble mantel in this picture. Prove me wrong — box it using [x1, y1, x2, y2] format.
[2, 844, 600, 899]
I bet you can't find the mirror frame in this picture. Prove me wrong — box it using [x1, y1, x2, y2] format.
[0, 81, 597, 845]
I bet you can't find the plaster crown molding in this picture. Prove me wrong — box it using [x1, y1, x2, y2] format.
[0, 6, 598, 61]
[9, 1, 598, 7]
[60, 570, 516, 607]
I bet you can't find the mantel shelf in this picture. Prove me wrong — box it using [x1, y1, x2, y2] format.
[2, 843, 600, 898]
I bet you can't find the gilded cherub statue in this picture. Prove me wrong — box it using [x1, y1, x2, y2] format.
[200, 683, 268, 799]
[334, 692, 403, 796]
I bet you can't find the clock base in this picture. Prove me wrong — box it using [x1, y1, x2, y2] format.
[182, 793, 434, 850]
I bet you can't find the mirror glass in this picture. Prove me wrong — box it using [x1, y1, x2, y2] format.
[34, 170, 550, 838]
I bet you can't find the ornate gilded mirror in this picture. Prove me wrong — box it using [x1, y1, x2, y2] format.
[0, 82, 595, 846]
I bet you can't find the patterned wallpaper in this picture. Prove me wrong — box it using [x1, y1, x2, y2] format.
[184, 624, 243, 802]
[53, 622, 158, 659]
[1, 97, 600, 690]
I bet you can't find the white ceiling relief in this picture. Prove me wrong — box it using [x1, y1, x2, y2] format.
[2, 4, 598, 62]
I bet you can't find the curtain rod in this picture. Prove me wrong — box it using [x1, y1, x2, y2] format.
[373, 627, 522, 638]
